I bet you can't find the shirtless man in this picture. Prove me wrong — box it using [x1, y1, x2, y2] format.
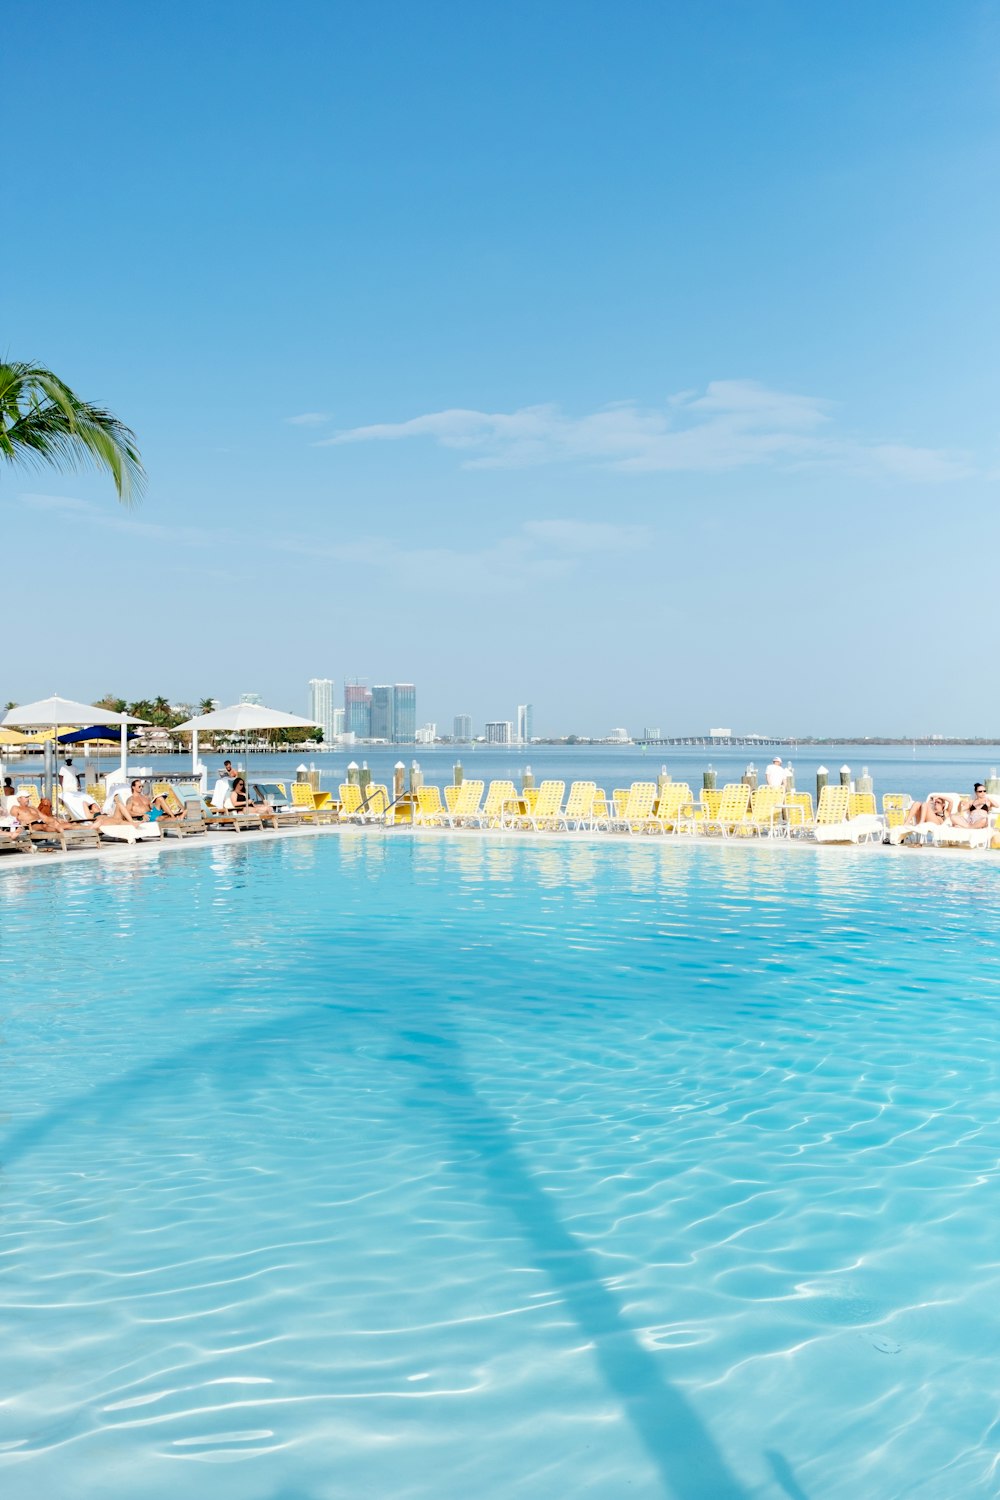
[10, 796, 73, 833]
[124, 780, 179, 821]
[953, 782, 1000, 830]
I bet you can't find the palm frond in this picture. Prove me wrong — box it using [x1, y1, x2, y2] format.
[0, 361, 145, 505]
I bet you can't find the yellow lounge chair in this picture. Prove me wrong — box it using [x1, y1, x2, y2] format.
[562, 781, 597, 830]
[292, 783, 337, 824]
[414, 786, 446, 825]
[644, 783, 693, 834]
[703, 783, 751, 837]
[469, 780, 517, 829]
[444, 784, 461, 814]
[508, 779, 566, 831]
[812, 785, 865, 842]
[610, 782, 657, 832]
[748, 785, 785, 837]
[677, 787, 722, 836]
[438, 779, 484, 827]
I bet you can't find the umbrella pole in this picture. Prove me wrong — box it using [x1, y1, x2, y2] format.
[120, 721, 127, 780]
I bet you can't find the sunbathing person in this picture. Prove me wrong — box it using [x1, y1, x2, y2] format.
[952, 783, 1000, 829]
[228, 776, 274, 815]
[900, 795, 955, 829]
[11, 796, 73, 833]
[124, 779, 180, 821]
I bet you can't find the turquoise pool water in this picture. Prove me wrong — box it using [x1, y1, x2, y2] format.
[1, 833, 999, 1499]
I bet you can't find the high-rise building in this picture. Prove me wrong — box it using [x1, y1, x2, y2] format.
[344, 680, 372, 738]
[485, 720, 513, 745]
[393, 683, 416, 742]
[240, 692, 264, 706]
[308, 678, 335, 744]
[332, 706, 345, 738]
[642, 726, 661, 741]
[371, 685, 394, 741]
[453, 714, 472, 741]
[516, 703, 534, 744]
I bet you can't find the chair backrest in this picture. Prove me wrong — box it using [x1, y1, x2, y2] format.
[182, 799, 205, 824]
[533, 780, 565, 817]
[16, 784, 40, 806]
[292, 783, 318, 809]
[564, 781, 596, 817]
[482, 780, 516, 818]
[613, 788, 630, 817]
[417, 786, 443, 815]
[592, 790, 610, 820]
[784, 790, 814, 827]
[444, 784, 461, 812]
[750, 786, 783, 820]
[655, 783, 692, 820]
[339, 784, 363, 814]
[848, 792, 876, 818]
[717, 783, 751, 819]
[816, 785, 850, 823]
[623, 782, 657, 820]
[882, 793, 911, 813]
[522, 786, 539, 811]
[700, 788, 722, 817]
[455, 779, 484, 816]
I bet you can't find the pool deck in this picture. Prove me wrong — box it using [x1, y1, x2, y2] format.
[0, 819, 988, 873]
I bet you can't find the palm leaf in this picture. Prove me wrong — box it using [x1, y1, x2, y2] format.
[0, 361, 145, 505]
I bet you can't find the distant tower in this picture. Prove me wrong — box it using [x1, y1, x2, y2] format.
[344, 679, 372, 738]
[516, 703, 534, 745]
[453, 713, 472, 741]
[371, 685, 394, 741]
[239, 692, 264, 706]
[485, 720, 513, 746]
[308, 678, 335, 743]
[393, 683, 416, 743]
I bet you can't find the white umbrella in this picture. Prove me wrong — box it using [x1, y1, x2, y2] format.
[1, 695, 148, 794]
[173, 703, 319, 787]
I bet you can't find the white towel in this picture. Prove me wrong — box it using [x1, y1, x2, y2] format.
[211, 777, 231, 810]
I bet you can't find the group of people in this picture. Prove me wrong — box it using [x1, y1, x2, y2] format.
[900, 783, 999, 831]
[1, 756, 274, 847]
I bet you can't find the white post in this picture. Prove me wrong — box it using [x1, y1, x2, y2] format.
[119, 720, 128, 778]
[192, 730, 200, 784]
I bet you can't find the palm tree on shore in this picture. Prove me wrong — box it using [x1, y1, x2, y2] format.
[0, 361, 145, 504]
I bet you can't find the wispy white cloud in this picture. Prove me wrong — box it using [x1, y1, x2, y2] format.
[20, 493, 222, 549]
[285, 411, 332, 426]
[278, 517, 649, 595]
[316, 379, 976, 482]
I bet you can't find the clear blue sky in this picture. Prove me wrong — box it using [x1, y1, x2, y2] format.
[6, 1, 1000, 735]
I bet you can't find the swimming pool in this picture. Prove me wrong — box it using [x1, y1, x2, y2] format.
[1, 832, 999, 1499]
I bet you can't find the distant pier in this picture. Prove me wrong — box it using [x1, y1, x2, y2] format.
[636, 736, 791, 748]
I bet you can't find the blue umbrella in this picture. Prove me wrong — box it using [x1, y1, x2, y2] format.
[57, 726, 139, 745]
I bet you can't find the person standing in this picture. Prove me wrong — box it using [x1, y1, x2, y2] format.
[58, 757, 80, 795]
[765, 757, 790, 790]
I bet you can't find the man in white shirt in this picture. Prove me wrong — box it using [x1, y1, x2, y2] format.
[764, 757, 790, 790]
[58, 758, 80, 795]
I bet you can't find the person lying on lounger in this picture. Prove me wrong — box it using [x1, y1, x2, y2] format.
[952, 783, 1000, 829]
[124, 780, 180, 821]
[228, 776, 275, 815]
[11, 796, 73, 833]
[900, 795, 955, 829]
